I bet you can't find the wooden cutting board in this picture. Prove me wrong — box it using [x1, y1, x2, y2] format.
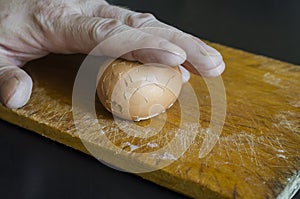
[0, 43, 299, 199]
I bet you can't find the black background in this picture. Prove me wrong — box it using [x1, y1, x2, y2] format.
[0, 0, 299, 199]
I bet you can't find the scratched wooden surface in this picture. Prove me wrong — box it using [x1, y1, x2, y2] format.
[0, 43, 299, 199]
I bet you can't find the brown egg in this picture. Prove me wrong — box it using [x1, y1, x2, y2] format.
[97, 60, 182, 121]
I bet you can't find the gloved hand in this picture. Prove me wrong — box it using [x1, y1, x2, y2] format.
[0, 0, 225, 109]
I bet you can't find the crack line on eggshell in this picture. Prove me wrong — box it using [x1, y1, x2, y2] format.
[118, 82, 174, 119]
[165, 74, 178, 87]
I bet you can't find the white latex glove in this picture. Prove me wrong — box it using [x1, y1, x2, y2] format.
[0, 0, 225, 109]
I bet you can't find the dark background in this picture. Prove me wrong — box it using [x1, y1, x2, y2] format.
[0, 0, 299, 199]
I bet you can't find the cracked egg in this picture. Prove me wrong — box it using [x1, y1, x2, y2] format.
[97, 60, 182, 121]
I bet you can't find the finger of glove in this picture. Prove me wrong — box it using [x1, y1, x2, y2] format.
[91, 5, 225, 76]
[0, 64, 32, 109]
[55, 15, 186, 66]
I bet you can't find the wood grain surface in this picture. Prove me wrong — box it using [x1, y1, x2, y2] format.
[0, 43, 299, 199]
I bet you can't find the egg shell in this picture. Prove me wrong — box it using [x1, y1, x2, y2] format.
[97, 60, 182, 121]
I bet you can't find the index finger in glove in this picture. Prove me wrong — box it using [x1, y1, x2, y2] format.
[92, 4, 225, 77]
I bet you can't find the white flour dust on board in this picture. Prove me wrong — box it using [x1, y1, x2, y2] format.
[150, 152, 177, 160]
[121, 142, 140, 152]
[199, 130, 299, 169]
[263, 72, 282, 87]
[276, 154, 288, 159]
[147, 142, 159, 148]
[289, 100, 300, 108]
[119, 142, 159, 152]
[273, 111, 300, 134]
